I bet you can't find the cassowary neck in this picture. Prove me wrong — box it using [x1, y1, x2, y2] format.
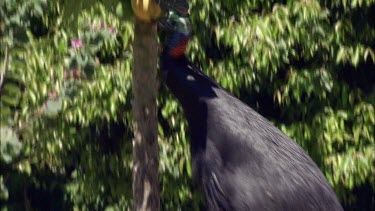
[163, 54, 219, 110]
[162, 54, 219, 149]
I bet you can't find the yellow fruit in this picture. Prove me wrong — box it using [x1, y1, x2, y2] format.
[131, 0, 162, 22]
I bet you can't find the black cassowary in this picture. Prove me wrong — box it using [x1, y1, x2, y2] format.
[159, 8, 343, 211]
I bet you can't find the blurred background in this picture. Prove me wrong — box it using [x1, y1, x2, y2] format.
[0, 0, 374, 210]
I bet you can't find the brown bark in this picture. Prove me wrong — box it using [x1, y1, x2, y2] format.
[132, 19, 160, 211]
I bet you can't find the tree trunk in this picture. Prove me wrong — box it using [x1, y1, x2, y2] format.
[132, 20, 159, 210]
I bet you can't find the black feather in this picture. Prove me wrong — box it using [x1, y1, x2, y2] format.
[161, 53, 343, 211]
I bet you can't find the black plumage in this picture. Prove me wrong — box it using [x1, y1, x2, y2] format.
[161, 53, 343, 211]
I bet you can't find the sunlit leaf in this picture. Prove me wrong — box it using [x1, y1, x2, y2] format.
[44, 96, 63, 115]
[0, 126, 21, 163]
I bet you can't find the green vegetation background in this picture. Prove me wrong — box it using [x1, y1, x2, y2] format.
[1, 0, 374, 210]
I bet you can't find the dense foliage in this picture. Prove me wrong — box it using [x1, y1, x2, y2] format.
[1, 0, 374, 210]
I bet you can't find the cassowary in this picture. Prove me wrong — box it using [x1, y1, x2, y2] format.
[159, 8, 343, 211]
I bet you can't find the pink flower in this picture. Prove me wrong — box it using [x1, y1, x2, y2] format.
[64, 69, 70, 79]
[72, 68, 79, 78]
[71, 39, 83, 50]
[108, 26, 115, 34]
[49, 91, 58, 100]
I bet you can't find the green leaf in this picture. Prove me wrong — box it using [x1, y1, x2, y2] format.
[352, 46, 360, 67]
[34, 3, 43, 16]
[3, 83, 22, 98]
[1, 95, 19, 107]
[336, 47, 345, 64]
[0, 104, 13, 126]
[0, 175, 9, 200]
[186, 160, 192, 177]
[0, 126, 21, 163]
[364, 48, 375, 62]
[115, 3, 123, 17]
